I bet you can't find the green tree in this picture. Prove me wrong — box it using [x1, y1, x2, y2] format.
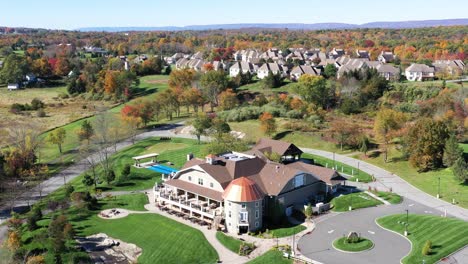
[121, 164, 131, 181]
[47, 128, 67, 154]
[262, 72, 282, 89]
[452, 157, 468, 183]
[323, 64, 337, 79]
[191, 113, 212, 144]
[442, 134, 463, 167]
[294, 75, 330, 109]
[77, 120, 94, 144]
[406, 118, 449, 171]
[106, 170, 116, 185]
[0, 54, 29, 84]
[360, 136, 369, 155]
[200, 70, 228, 111]
[82, 174, 94, 189]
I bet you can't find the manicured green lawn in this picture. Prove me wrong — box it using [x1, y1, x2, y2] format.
[302, 153, 372, 182]
[331, 192, 383, 212]
[101, 193, 149, 211]
[361, 147, 468, 209]
[373, 191, 402, 204]
[216, 231, 242, 254]
[270, 224, 306, 238]
[333, 237, 373, 252]
[377, 214, 468, 264]
[247, 249, 292, 264]
[71, 213, 218, 264]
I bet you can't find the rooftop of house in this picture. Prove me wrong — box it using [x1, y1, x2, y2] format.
[406, 63, 435, 73]
[174, 139, 344, 197]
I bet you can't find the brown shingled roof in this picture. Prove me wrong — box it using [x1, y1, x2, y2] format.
[164, 179, 224, 201]
[253, 138, 303, 157]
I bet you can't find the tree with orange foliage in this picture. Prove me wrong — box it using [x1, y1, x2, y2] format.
[168, 68, 195, 89]
[54, 57, 70, 76]
[104, 70, 118, 94]
[7, 231, 21, 252]
[203, 63, 214, 71]
[218, 89, 238, 110]
[259, 112, 276, 136]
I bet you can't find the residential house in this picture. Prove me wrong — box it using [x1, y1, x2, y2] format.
[241, 50, 260, 63]
[290, 65, 322, 81]
[212, 61, 231, 73]
[191, 51, 204, 60]
[229, 61, 256, 77]
[356, 50, 370, 59]
[165, 53, 186, 64]
[378, 51, 396, 63]
[432, 60, 466, 77]
[257, 63, 288, 79]
[176, 58, 205, 72]
[153, 138, 346, 234]
[405, 63, 435, 81]
[373, 64, 400, 81]
[328, 48, 345, 59]
[336, 58, 369, 78]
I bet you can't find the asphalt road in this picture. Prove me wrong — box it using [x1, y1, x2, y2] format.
[298, 198, 444, 264]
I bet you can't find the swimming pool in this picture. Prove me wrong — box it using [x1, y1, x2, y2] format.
[148, 164, 179, 174]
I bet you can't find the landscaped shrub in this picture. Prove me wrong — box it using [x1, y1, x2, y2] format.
[286, 110, 304, 119]
[239, 242, 256, 256]
[422, 240, 432, 255]
[31, 98, 45, 109]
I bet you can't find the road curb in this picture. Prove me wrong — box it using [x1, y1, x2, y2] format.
[375, 217, 412, 264]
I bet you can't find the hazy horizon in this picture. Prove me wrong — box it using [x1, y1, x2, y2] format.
[2, 0, 468, 30]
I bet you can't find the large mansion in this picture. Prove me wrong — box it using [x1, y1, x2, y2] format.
[153, 139, 346, 234]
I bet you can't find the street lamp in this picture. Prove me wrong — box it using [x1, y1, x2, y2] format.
[405, 209, 409, 236]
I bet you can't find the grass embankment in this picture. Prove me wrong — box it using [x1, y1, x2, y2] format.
[333, 237, 374, 252]
[101, 193, 149, 211]
[331, 192, 383, 212]
[377, 214, 468, 264]
[302, 153, 372, 182]
[356, 147, 468, 209]
[216, 231, 242, 253]
[373, 191, 402, 204]
[247, 249, 292, 264]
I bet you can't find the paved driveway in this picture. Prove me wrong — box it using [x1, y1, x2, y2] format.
[298, 198, 444, 264]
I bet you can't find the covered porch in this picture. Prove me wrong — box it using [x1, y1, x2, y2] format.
[132, 153, 159, 168]
[153, 179, 224, 222]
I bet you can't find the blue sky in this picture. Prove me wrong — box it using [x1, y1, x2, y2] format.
[3, 0, 467, 29]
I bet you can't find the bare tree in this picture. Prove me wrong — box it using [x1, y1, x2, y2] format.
[92, 111, 115, 180]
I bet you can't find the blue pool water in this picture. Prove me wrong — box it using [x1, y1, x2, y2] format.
[148, 164, 178, 174]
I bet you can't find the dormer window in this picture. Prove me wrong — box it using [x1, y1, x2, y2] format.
[198, 178, 203, 185]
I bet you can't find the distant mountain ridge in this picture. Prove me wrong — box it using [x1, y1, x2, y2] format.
[76, 19, 468, 32]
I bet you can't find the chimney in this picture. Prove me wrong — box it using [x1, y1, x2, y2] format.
[187, 153, 194, 161]
[206, 154, 217, 165]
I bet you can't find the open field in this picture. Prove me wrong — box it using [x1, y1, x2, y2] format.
[33, 74, 169, 169]
[331, 192, 383, 212]
[377, 214, 468, 264]
[0, 86, 115, 145]
[237, 79, 296, 94]
[100, 193, 149, 211]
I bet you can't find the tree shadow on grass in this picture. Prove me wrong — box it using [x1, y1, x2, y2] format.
[273, 130, 293, 140]
[115, 182, 136, 188]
